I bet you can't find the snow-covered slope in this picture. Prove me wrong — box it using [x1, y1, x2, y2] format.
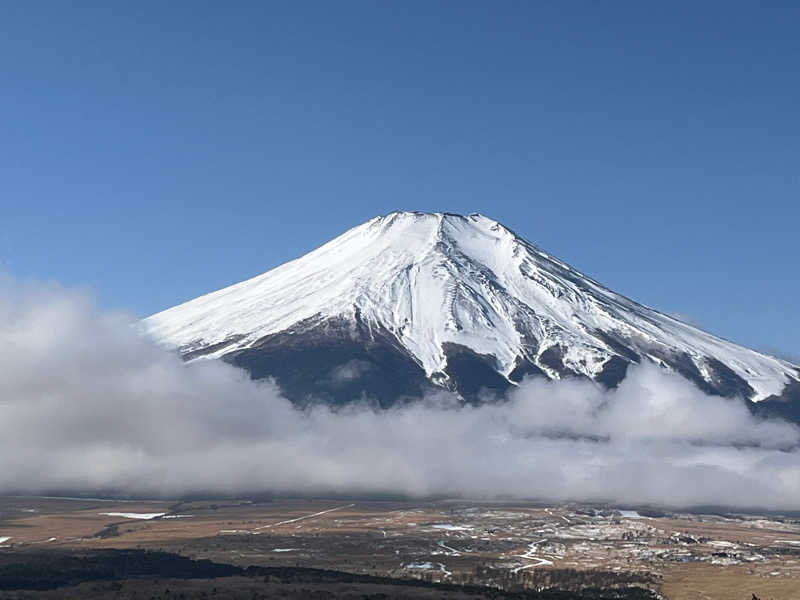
[143, 212, 799, 404]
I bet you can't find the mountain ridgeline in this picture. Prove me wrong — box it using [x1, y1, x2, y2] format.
[143, 212, 800, 420]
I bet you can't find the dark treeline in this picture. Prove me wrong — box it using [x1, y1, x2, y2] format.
[0, 549, 660, 599]
[469, 565, 656, 592]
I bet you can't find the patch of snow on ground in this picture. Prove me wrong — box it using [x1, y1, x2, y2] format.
[99, 512, 166, 520]
[405, 562, 435, 569]
[618, 510, 646, 519]
[431, 523, 472, 531]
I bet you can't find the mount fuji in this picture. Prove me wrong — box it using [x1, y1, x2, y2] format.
[143, 212, 800, 418]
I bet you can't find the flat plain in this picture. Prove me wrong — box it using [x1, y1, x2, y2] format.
[1, 496, 799, 599]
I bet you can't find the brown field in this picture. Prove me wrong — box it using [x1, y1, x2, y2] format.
[662, 564, 800, 600]
[1, 496, 799, 599]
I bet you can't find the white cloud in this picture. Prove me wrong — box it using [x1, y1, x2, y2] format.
[327, 359, 372, 385]
[0, 279, 798, 510]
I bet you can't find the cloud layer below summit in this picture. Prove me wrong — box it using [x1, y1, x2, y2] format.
[1, 279, 798, 509]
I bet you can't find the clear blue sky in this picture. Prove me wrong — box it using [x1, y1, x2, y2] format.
[1, 1, 798, 358]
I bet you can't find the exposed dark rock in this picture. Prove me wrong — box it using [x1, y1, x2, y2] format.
[595, 356, 630, 389]
[508, 356, 547, 383]
[593, 330, 641, 364]
[752, 379, 800, 424]
[224, 315, 434, 408]
[441, 342, 513, 400]
[660, 351, 717, 395]
[703, 357, 756, 399]
[181, 335, 246, 361]
[539, 345, 567, 374]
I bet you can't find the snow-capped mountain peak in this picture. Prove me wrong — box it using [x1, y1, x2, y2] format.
[143, 211, 799, 405]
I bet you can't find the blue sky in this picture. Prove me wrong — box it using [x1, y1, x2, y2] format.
[1, 1, 798, 358]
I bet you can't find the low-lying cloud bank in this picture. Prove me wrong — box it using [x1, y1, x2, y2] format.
[1, 281, 799, 510]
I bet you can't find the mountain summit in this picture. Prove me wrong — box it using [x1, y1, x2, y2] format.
[143, 212, 799, 412]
